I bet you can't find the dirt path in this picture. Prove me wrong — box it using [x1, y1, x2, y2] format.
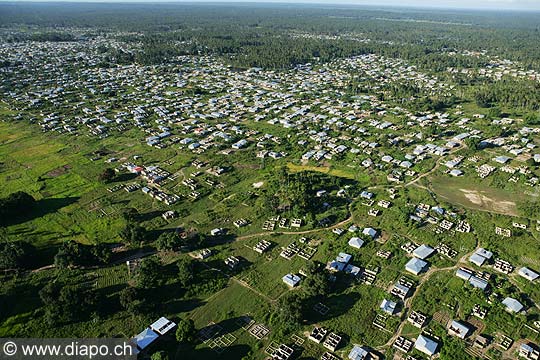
[368, 142, 463, 192]
[196, 257, 275, 302]
[28, 249, 156, 274]
[376, 247, 478, 351]
[236, 200, 355, 241]
[231, 277, 274, 302]
[235, 216, 353, 240]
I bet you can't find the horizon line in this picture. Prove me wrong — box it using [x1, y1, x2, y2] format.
[1, 0, 540, 12]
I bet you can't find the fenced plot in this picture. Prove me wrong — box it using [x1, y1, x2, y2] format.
[495, 334, 513, 351]
[298, 247, 317, 260]
[249, 324, 270, 339]
[199, 322, 224, 343]
[207, 333, 237, 354]
[93, 266, 129, 289]
[291, 334, 304, 347]
[314, 302, 330, 316]
[373, 313, 389, 330]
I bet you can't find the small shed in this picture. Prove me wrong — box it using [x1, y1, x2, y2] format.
[519, 267, 539, 282]
[283, 274, 301, 288]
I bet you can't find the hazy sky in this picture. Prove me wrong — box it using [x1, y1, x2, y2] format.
[2, 0, 540, 11]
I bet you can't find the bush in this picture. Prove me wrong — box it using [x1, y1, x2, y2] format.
[0, 241, 36, 270]
[98, 168, 116, 183]
[176, 318, 195, 343]
[0, 191, 36, 225]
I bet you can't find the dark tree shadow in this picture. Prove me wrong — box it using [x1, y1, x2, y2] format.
[177, 344, 251, 360]
[145, 228, 170, 241]
[113, 173, 138, 182]
[137, 210, 163, 222]
[1, 197, 80, 226]
[164, 298, 206, 314]
[205, 234, 238, 247]
[304, 292, 361, 324]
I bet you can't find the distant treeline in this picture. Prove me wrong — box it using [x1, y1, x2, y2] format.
[1, 3, 540, 71]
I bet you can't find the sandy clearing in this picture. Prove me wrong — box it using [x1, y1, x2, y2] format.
[460, 189, 517, 216]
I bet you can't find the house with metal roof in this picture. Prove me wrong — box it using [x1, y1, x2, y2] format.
[400, 160, 413, 168]
[150, 317, 176, 336]
[327, 260, 346, 272]
[450, 169, 464, 177]
[519, 267, 540, 282]
[392, 283, 412, 300]
[405, 258, 428, 275]
[348, 345, 370, 360]
[380, 299, 398, 315]
[494, 155, 511, 164]
[327, 252, 353, 272]
[469, 276, 489, 291]
[283, 274, 301, 288]
[413, 244, 435, 260]
[360, 191, 374, 199]
[345, 264, 361, 277]
[519, 343, 540, 360]
[348, 237, 365, 249]
[448, 320, 472, 339]
[476, 248, 493, 259]
[455, 267, 488, 290]
[414, 335, 438, 356]
[502, 297, 524, 313]
[131, 328, 159, 354]
[469, 248, 493, 266]
[362, 227, 378, 239]
[337, 252, 352, 263]
[456, 268, 473, 281]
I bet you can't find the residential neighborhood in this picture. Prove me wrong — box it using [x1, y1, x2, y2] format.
[1, 3, 540, 360]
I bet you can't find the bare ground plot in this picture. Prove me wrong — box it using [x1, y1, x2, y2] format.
[428, 176, 521, 216]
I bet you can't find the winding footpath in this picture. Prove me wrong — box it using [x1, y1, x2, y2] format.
[375, 247, 480, 352]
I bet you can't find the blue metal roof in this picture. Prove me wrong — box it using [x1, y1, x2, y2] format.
[406, 258, 428, 275]
[413, 245, 435, 259]
[469, 276, 489, 291]
[502, 297, 524, 313]
[415, 335, 438, 356]
[348, 345, 369, 360]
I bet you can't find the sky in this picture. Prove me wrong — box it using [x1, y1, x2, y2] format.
[2, 0, 540, 11]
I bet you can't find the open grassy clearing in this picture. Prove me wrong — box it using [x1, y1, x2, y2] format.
[427, 175, 524, 216]
[186, 282, 271, 360]
[287, 162, 357, 180]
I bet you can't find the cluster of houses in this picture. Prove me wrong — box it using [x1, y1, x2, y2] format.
[447, 51, 540, 82]
[5, 30, 540, 206]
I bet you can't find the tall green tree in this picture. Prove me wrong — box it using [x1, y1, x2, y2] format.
[176, 318, 195, 343]
[134, 257, 162, 289]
